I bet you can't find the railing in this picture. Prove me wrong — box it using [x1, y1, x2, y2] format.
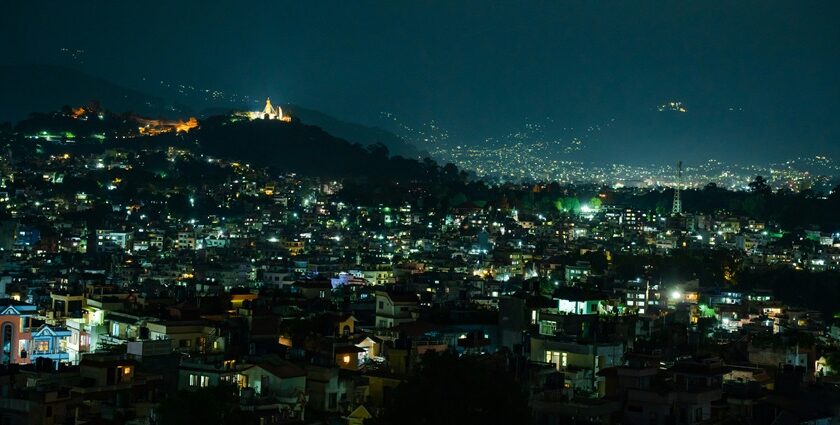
[413, 339, 447, 346]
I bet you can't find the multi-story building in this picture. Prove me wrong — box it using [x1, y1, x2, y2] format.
[374, 291, 419, 329]
[95, 229, 132, 252]
[0, 301, 38, 365]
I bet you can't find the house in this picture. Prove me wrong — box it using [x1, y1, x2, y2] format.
[73, 353, 164, 423]
[95, 230, 132, 252]
[374, 291, 418, 329]
[564, 261, 591, 283]
[530, 336, 624, 396]
[335, 345, 367, 371]
[0, 369, 75, 425]
[335, 313, 357, 337]
[306, 364, 366, 414]
[363, 371, 403, 414]
[242, 360, 307, 397]
[293, 279, 333, 300]
[552, 287, 608, 315]
[346, 404, 373, 425]
[28, 325, 71, 369]
[0, 300, 38, 365]
[354, 335, 382, 360]
[48, 292, 85, 318]
[240, 360, 308, 421]
[178, 356, 248, 390]
[617, 357, 728, 425]
[145, 320, 224, 354]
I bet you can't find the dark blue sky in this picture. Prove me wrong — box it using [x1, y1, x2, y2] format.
[4, 1, 840, 164]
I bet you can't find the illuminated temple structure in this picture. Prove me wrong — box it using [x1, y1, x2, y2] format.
[249, 97, 291, 122]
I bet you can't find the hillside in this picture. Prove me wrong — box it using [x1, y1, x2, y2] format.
[0, 64, 423, 160]
[282, 105, 424, 158]
[200, 105, 423, 159]
[0, 64, 191, 122]
[193, 116, 445, 182]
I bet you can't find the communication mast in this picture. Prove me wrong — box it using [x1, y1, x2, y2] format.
[672, 161, 683, 215]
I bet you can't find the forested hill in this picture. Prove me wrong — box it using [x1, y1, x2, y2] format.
[191, 115, 464, 183]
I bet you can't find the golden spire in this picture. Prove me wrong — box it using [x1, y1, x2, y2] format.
[263, 97, 274, 115]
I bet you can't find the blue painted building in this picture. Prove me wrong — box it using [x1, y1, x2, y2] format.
[29, 324, 71, 368]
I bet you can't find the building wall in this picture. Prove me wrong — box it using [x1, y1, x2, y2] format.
[241, 366, 306, 397]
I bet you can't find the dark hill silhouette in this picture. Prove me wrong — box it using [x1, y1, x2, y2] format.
[194, 116, 457, 183]
[283, 104, 424, 158]
[0, 64, 191, 122]
[6, 103, 444, 184]
[199, 104, 423, 159]
[0, 63, 423, 159]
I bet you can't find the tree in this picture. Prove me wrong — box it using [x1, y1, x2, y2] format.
[562, 197, 581, 213]
[367, 142, 389, 158]
[748, 176, 771, 194]
[156, 384, 255, 425]
[381, 352, 530, 425]
[742, 195, 767, 218]
[825, 351, 840, 376]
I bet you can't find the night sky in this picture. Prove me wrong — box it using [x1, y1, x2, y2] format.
[4, 1, 840, 164]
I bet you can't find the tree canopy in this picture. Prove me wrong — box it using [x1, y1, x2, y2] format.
[380, 352, 530, 425]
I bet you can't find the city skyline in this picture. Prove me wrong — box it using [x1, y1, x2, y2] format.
[3, 1, 840, 165]
[2, 3, 840, 424]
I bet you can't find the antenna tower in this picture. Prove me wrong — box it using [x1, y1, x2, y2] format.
[672, 161, 683, 215]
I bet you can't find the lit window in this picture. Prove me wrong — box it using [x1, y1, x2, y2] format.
[546, 351, 567, 370]
[539, 321, 557, 336]
[343, 355, 351, 364]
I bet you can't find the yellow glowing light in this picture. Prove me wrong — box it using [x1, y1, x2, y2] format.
[175, 117, 199, 133]
[136, 117, 198, 135]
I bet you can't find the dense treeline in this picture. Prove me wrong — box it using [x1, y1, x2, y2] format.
[377, 351, 530, 425]
[738, 269, 840, 320]
[614, 181, 840, 230]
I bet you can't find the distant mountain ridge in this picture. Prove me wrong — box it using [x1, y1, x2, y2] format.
[4, 104, 456, 185]
[0, 64, 193, 122]
[283, 105, 425, 158]
[0, 63, 423, 159]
